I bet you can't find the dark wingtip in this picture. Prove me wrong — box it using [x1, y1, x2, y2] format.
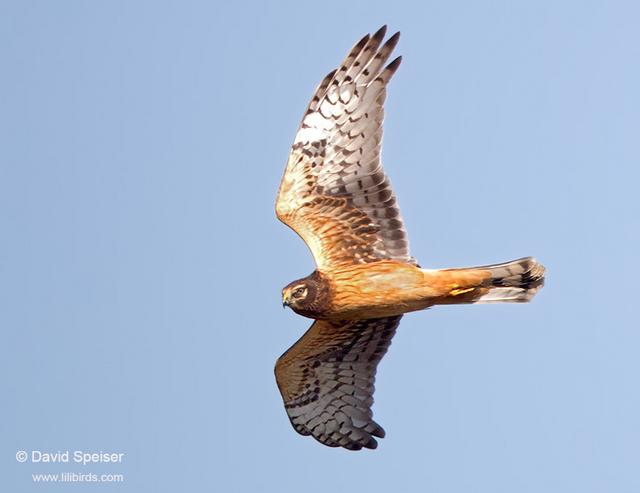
[354, 33, 370, 51]
[344, 442, 363, 451]
[367, 422, 386, 438]
[373, 25, 388, 40]
[379, 31, 400, 56]
[385, 55, 402, 74]
[341, 436, 378, 451]
[364, 436, 379, 449]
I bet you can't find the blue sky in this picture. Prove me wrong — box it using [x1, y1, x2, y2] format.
[2, 1, 639, 491]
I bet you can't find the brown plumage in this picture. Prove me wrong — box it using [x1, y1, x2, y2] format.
[275, 26, 545, 451]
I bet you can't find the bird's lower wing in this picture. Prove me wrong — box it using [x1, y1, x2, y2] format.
[274, 316, 401, 450]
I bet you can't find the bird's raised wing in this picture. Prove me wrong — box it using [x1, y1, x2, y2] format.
[276, 26, 415, 271]
[274, 316, 401, 450]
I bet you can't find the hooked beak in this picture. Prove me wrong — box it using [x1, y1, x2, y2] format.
[282, 293, 290, 308]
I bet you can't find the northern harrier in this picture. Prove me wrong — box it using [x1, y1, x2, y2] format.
[274, 26, 545, 450]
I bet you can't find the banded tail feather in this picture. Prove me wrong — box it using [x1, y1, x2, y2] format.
[476, 257, 545, 303]
[431, 257, 545, 305]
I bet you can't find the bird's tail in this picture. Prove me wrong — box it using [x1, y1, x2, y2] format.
[429, 257, 545, 304]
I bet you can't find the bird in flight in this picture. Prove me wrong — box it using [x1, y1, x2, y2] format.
[274, 26, 545, 450]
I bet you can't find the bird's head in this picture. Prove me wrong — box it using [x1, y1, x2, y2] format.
[281, 272, 328, 318]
